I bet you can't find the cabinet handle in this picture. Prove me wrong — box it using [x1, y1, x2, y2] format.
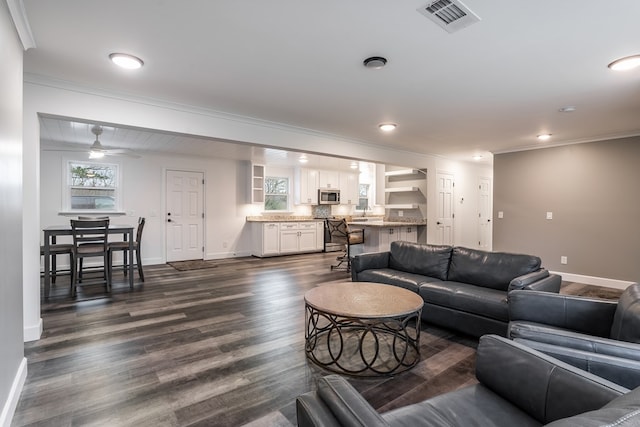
[407, 227, 412, 233]
[389, 229, 394, 234]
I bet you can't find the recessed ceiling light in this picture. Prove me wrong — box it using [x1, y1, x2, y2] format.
[109, 53, 144, 69]
[537, 134, 552, 141]
[363, 56, 387, 69]
[378, 123, 397, 132]
[608, 55, 640, 71]
[472, 155, 483, 161]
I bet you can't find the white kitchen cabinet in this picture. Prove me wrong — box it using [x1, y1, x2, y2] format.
[339, 172, 359, 205]
[251, 163, 265, 204]
[279, 222, 319, 254]
[252, 222, 280, 256]
[359, 225, 421, 253]
[295, 168, 319, 205]
[319, 170, 339, 189]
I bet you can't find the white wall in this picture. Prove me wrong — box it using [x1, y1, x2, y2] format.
[0, 2, 27, 425]
[40, 151, 258, 266]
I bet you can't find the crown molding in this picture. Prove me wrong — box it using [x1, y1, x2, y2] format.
[6, 0, 36, 50]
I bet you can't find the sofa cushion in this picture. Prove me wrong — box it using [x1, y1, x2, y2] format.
[419, 281, 509, 321]
[382, 384, 541, 427]
[356, 269, 441, 293]
[388, 241, 452, 280]
[448, 247, 541, 291]
[545, 386, 640, 426]
[610, 283, 640, 343]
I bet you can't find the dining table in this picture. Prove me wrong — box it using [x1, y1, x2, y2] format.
[42, 224, 135, 298]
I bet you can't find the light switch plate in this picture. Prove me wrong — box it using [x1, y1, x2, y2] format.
[498, 211, 504, 219]
[546, 212, 553, 220]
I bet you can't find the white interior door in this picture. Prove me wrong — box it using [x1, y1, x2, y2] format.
[478, 177, 492, 250]
[435, 171, 454, 246]
[166, 170, 204, 262]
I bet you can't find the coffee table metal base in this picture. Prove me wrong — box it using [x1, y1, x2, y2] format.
[305, 303, 421, 377]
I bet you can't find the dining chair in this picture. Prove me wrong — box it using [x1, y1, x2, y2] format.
[70, 218, 110, 296]
[108, 217, 145, 282]
[326, 218, 364, 273]
[40, 243, 74, 285]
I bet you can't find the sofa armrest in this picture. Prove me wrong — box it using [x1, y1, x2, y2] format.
[513, 338, 640, 389]
[296, 375, 389, 427]
[350, 252, 390, 281]
[508, 290, 618, 337]
[507, 269, 561, 293]
[476, 335, 628, 424]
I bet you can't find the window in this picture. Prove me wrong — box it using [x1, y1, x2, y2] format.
[356, 183, 370, 211]
[66, 161, 119, 212]
[264, 176, 289, 211]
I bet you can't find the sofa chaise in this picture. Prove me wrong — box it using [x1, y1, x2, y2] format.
[297, 335, 638, 427]
[351, 241, 561, 337]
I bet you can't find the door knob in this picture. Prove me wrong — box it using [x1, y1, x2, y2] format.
[436, 221, 442, 225]
[167, 219, 172, 222]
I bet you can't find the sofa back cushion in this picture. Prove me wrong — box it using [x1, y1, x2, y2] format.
[610, 283, 640, 343]
[388, 241, 452, 280]
[448, 247, 541, 291]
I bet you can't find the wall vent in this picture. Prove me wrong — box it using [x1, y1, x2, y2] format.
[417, 0, 481, 33]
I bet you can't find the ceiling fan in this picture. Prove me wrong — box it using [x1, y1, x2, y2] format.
[88, 125, 138, 158]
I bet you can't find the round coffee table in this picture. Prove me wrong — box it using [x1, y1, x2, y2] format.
[304, 281, 423, 376]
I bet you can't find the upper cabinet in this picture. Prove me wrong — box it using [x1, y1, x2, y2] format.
[339, 172, 359, 205]
[319, 170, 339, 189]
[251, 163, 265, 204]
[294, 168, 319, 205]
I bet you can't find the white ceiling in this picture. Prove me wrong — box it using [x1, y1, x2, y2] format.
[21, 0, 640, 164]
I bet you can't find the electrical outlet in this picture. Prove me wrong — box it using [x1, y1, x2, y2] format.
[398, 210, 403, 217]
[223, 241, 228, 248]
[546, 212, 553, 220]
[561, 256, 567, 265]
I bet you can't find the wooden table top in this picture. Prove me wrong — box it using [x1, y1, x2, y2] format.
[304, 281, 423, 318]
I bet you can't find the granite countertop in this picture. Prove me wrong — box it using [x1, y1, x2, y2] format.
[347, 219, 426, 227]
[245, 216, 324, 222]
[246, 215, 426, 226]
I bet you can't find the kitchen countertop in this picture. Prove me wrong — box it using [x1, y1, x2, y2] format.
[347, 220, 426, 227]
[246, 215, 426, 226]
[246, 216, 324, 222]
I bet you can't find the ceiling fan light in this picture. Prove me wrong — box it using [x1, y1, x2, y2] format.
[109, 53, 144, 69]
[89, 150, 105, 159]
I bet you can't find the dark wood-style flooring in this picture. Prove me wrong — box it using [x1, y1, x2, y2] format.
[13, 253, 619, 426]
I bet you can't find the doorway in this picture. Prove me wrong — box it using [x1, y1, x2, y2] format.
[478, 177, 492, 250]
[166, 170, 205, 262]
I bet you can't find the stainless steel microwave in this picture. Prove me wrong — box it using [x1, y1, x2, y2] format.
[318, 189, 340, 205]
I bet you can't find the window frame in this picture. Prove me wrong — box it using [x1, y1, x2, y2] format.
[264, 175, 290, 212]
[62, 159, 122, 214]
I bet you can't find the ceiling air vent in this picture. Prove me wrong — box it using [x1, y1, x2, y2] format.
[417, 0, 481, 33]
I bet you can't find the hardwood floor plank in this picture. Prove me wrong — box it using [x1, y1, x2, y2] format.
[14, 253, 606, 426]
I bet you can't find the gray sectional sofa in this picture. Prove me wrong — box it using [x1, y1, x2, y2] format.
[351, 241, 561, 337]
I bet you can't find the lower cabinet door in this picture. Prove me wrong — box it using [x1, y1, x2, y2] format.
[280, 230, 300, 253]
[298, 229, 317, 252]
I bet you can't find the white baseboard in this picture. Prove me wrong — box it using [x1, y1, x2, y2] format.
[23, 317, 42, 342]
[0, 357, 27, 427]
[551, 271, 635, 290]
[205, 250, 252, 260]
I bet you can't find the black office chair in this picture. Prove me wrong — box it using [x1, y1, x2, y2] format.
[108, 217, 145, 282]
[70, 218, 110, 296]
[326, 218, 364, 273]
